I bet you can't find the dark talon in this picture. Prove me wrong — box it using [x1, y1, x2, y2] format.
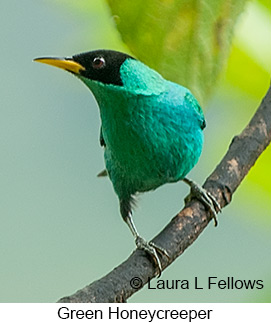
[149, 241, 170, 259]
[136, 236, 168, 277]
[183, 177, 221, 226]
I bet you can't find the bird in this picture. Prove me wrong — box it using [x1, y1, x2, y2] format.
[34, 50, 220, 276]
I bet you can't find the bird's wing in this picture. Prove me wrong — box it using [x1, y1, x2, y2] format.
[97, 169, 108, 177]
[184, 91, 206, 130]
[97, 127, 108, 177]
[99, 127, 106, 147]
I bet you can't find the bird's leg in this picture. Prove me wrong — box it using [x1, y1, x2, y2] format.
[120, 199, 169, 277]
[183, 177, 221, 226]
[125, 213, 169, 277]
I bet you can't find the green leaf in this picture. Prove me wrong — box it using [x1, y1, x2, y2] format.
[257, 0, 271, 12]
[106, 0, 248, 104]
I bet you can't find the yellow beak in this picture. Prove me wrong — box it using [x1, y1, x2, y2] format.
[33, 57, 85, 75]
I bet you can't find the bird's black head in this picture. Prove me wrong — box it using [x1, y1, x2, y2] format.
[72, 50, 134, 86]
[34, 49, 135, 86]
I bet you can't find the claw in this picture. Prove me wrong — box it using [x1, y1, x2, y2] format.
[149, 241, 170, 259]
[125, 212, 169, 277]
[136, 236, 168, 277]
[183, 178, 221, 226]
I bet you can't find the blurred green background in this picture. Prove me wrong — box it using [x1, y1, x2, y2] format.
[0, 0, 270, 302]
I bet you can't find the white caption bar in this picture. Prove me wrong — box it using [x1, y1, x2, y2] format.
[0, 303, 270, 323]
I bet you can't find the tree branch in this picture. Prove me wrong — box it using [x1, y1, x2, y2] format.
[58, 84, 271, 303]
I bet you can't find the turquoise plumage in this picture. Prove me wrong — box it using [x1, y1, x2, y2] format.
[81, 58, 205, 198]
[34, 50, 219, 276]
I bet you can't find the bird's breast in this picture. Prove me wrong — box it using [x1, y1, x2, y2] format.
[99, 91, 204, 195]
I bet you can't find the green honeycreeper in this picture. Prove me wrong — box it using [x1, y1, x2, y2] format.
[34, 50, 220, 275]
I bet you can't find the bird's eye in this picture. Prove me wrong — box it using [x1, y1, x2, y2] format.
[92, 57, 106, 69]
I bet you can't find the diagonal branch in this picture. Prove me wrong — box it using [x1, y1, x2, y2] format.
[58, 84, 271, 303]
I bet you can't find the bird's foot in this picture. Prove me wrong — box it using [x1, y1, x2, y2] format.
[135, 236, 169, 277]
[184, 178, 221, 226]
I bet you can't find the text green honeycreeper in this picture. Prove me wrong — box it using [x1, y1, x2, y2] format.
[34, 50, 220, 276]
